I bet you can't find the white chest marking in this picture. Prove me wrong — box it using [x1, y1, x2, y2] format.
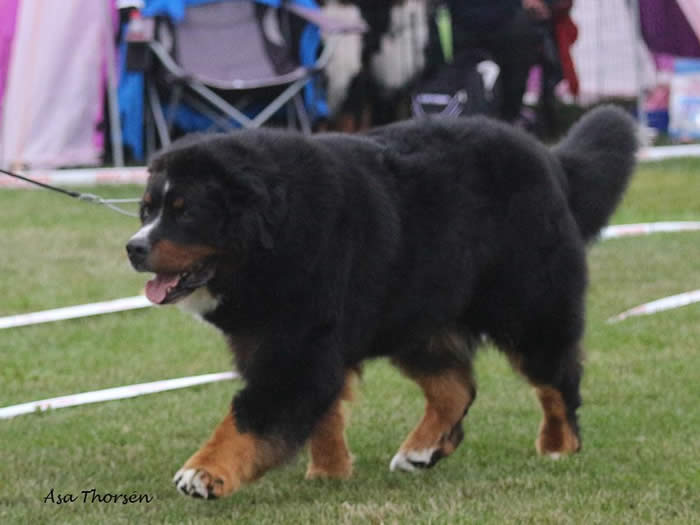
[177, 288, 220, 319]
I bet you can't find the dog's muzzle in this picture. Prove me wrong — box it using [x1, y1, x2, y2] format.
[126, 238, 151, 271]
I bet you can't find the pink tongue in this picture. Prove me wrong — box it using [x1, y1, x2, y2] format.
[145, 274, 181, 304]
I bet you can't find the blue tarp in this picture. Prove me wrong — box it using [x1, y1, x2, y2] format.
[142, 0, 320, 21]
[119, 0, 326, 160]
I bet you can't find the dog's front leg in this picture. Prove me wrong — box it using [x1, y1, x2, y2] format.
[174, 324, 346, 499]
[173, 408, 282, 499]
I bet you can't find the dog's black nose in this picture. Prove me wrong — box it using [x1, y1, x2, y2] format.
[126, 238, 150, 267]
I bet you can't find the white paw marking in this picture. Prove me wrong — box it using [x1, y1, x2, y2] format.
[548, 452, 562, 460]
[390, 452, 415, 472]
[173, 467, 210, 499]
[389, 448, 436, 472]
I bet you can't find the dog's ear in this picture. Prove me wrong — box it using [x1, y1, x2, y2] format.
[228, 176, 287, 251]
[257, 183, 287, 250]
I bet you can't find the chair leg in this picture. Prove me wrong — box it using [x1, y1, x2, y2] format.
[147, 80, 171, 148]
[294, 93, 312, 135]
[190, 81, 255, 128]
[287, 98, 297, 130]
[249, 77, 308, 128]
[166, 85, 184, 136]
[183, 94, 239, 132]
[144, 83, 156, 161]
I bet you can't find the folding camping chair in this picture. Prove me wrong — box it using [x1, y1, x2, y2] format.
[125, 0, 364, 155]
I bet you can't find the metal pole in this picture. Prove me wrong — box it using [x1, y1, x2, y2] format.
[147, 81, 171, 147]
[629, 0, 647, 127]
[104, 1, 125, 166]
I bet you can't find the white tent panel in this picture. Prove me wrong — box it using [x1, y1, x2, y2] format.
[571, 0, 656, 102]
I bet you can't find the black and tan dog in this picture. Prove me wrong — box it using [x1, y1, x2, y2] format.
[126, 106, 637, 499]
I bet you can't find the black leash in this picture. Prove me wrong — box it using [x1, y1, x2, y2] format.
[0, 167, 139, 218]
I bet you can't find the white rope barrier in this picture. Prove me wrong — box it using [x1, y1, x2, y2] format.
[608, 289, 700, 323]
[0, 371, 239, 419]
[0, 167, 149, 189]
[600, 221, 700, 240]
[0, 296, 152, 330]
[638, 144, 700, 162]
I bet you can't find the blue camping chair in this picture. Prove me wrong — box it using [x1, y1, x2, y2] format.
[121, 0, 364, 159]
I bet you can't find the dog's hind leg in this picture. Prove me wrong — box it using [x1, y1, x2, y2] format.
[509, 343, 583, 458]
[389, 332, 476, 472]
[306, 370, 357, 480]
[533, 382, 581, 458]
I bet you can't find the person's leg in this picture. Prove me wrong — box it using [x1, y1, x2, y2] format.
[537, 31, 564, 137]
[484, 10, 544, 122]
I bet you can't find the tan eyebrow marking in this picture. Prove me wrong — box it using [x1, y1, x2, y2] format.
[173, 197, 184, 209]
[143, 192, 152, 204]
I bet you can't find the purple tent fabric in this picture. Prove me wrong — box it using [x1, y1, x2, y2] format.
[0, 0, 20, 110]
[640, 0, 700, 58]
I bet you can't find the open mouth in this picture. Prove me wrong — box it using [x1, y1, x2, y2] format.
[144, 263, 216, 305]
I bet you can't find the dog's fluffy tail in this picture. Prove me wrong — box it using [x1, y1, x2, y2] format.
[554, 105, 638, 242]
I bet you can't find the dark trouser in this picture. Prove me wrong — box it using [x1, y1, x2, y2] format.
[454, 10, 544, 122]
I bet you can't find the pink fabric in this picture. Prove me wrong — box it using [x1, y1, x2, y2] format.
[0, 0, 20, 111]
[1, 0, 112, 168]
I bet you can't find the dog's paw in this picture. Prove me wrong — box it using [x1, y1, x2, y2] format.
[535, 420, 581, 459]
[173, 467, 224, 499]
[390, 421, 464, 472]
[389, 448, 441, 472]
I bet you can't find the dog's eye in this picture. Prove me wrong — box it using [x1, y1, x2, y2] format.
[140, 205, 152, 222]
[177, 208, 194, 223]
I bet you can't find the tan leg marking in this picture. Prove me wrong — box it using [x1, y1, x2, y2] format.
[534, 386, 580, 458]
[174, 410, 284, 499]
[306, 371, 356, 480]
[391, 368, 474, 471]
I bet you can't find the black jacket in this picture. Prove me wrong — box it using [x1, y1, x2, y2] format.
[447, 0, 521, 32]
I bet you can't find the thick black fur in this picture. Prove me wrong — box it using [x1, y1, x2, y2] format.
[131, 105, 637, 456]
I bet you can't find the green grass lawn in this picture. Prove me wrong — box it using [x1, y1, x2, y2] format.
[1, 160, 699, 524]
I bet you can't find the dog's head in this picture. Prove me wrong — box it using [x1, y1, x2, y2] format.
[126, 134, 286, 305]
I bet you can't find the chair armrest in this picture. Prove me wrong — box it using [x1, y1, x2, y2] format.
[285, 4, 367, 35]
[125, 15, 155, 43]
